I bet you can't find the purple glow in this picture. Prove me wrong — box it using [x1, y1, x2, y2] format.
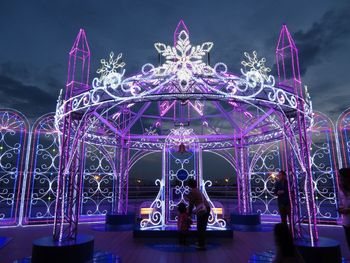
[174, 19, 189, 47]
[47, 21, 322, 242]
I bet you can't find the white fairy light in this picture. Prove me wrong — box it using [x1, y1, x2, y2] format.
[166, 127, 198, 146]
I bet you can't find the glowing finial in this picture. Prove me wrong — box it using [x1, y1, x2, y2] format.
[174, 20, 189, 46]
[276, 24, 296, 51]
[275, 24, 301, 84]
[70, 28, 90, 54]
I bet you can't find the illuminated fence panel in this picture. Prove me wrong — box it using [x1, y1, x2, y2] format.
[24, 114, 59, 224]
[167, 149, 196, 224]
[80, 143, 116, 218]
[338, 109, 350, 168]
[249, 142, 282, 216]
[311, 112, 339, 222]
[0, 110, 28, 225]
[24, 114, 117, 224]
[0, 107, 348, 226]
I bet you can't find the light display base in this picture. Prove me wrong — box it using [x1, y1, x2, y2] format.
[31, 234, 94, 263]
[294, 237, 342, 263]
[133, 226, 233, 238]
[106, 213, 136, 225]
[230, 213, 261, 225]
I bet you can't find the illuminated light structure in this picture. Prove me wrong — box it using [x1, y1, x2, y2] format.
[0, 20, 346, 261]
[23, 113, 59, 224]
[337, 108, 350, 168]
[310, 112, 339, 222]
[0, 110, 29, 225]
[51, 20, 320, 244]
[0, 22, 347, 262]
[276, 24, 317, 240]
[53, 28, 91, 241]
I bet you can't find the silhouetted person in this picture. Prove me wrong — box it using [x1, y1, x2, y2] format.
[187, 178, 210, 250]
[177, 202, 191, 246]
[338, 168, 350, 249]
[274, 171, 291, 224]
[273, 223, 305, 263]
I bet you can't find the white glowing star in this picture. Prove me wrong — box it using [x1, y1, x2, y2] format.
[97, 52, 126, 80]
[154, 30, 214, 92]
[241, 51, 271, 81]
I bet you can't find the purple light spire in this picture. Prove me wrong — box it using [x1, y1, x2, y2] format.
[275, 24, 301, 90]
[276, 24, 318, 242]
[174, 20, 189, 46]
[66, 29, 91, 98]
[53, 28, 91, 241]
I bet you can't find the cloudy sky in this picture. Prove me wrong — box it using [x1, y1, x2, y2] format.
[0, 0, 349, 123]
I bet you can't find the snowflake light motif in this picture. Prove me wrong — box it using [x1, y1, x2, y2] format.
[97, 52, 126, 81]
[154, 30, 214, 92]
[241, 51, 271, 81]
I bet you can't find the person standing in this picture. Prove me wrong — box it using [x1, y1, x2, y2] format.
[338, 168, 350, 250]
[274, 170, 291, 224]
[187, 178, 210, 250]
[273, 223, 305, 263]
[177, 202, 191, 246]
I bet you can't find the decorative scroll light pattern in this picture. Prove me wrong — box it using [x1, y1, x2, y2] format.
[140, 147, 166, 229]
[167, 151, 195, 222]
[25, 114, 59, 223]
[25, 115, 117, 223]
[202, 179, 227, 229]
[165, 127, 198, 146]
[337, 109, 350, 167]
[249, 142, 282, 216]
[0, 110, 27, 225]
[80, 144, 116, 217]
[56, 31, 306, 130]
[140, 178, 164, 229]
[310, 112, 339, 221]
[141, 145, 226, 230]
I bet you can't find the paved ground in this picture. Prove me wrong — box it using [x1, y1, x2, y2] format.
[0, 223, 348, 263]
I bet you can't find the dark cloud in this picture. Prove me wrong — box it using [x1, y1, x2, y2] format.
[294, 6, 350, 76]
[0, 0, 349, 125]
[0, 73, 57, 121]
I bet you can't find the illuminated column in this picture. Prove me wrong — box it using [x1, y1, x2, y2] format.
[236, 139, 251, 214]
[115, 105, 132, 214]
[53, 29, 90, 241]
[164, 144, 169, 226]
[276, 25, 318, 241]
[234, 136, 241, 214]
[117, 137, 130, 214]
[112, 145, 120, 214]
[282, 131, 301, 238]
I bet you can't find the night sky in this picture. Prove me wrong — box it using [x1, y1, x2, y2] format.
[1, 0, 349, 121]
[0, 0, 349, 181]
